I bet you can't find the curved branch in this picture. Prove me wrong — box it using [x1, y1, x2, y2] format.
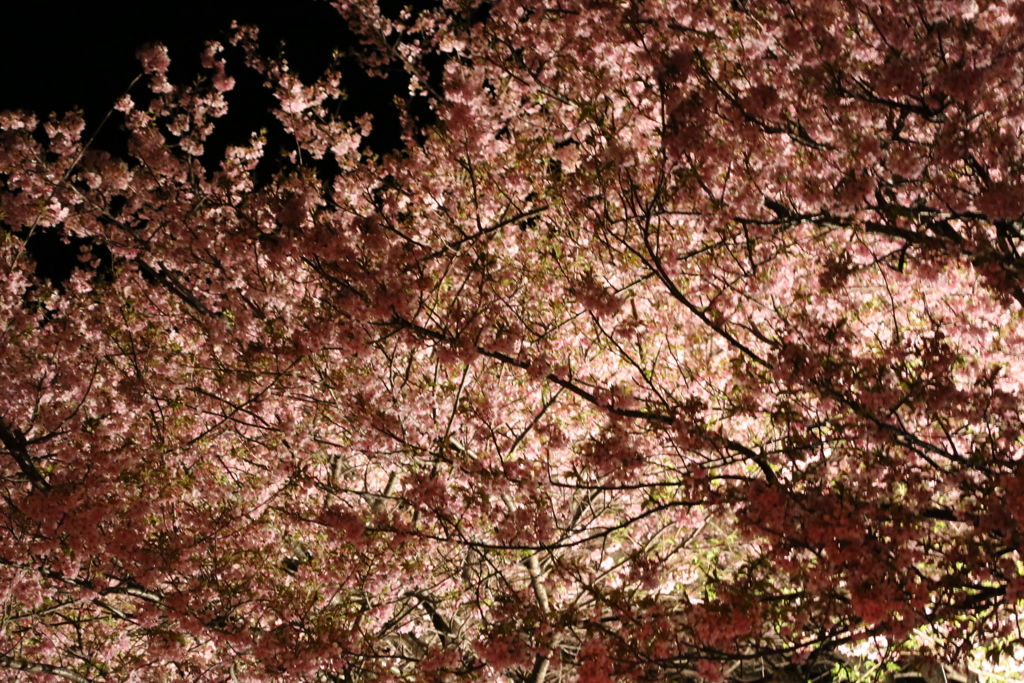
[0, 655, 94, 683]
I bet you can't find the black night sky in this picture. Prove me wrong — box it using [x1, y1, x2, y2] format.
[0, 1, 409, 143]
[2, 0, 427, 285]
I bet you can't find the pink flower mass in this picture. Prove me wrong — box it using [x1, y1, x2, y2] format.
[2, 0, 1024, 681]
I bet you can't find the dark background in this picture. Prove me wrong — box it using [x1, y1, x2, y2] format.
[1, 0, 425, 284]
[0, 0, 426, 156]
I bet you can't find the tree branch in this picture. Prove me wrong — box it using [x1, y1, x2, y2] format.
[135, 259, 215, 318]
[0, 419, 50, 491]
[0, 655, 94, 683]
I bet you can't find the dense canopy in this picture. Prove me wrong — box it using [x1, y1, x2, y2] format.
[2, 0, 1024, 681]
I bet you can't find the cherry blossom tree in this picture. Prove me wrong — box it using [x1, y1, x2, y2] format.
[2, 0, 1024, 681]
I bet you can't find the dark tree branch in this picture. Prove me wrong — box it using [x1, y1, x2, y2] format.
[0, 419, 50, 491]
